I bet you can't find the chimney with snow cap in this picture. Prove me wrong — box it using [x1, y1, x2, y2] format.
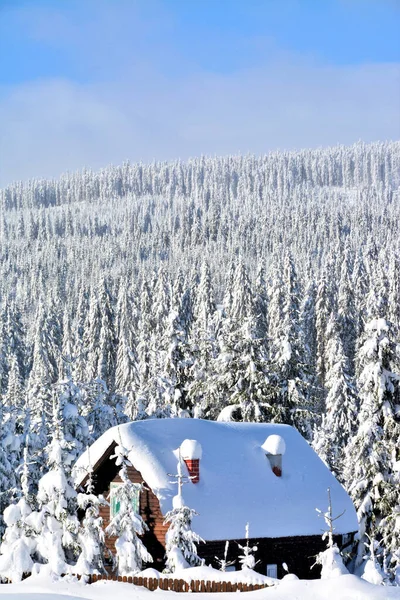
[180, 439, 202, 483]
[261, 435, 286, 477]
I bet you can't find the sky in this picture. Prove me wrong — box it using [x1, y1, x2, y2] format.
[0, 0, 399, 186]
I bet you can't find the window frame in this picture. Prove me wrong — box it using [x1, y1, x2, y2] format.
[109, 481, 141, 519]
[266, 563, 278, 578]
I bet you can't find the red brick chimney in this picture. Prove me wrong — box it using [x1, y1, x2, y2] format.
[180, 439, 203, 484]
[261, 434, 286, 478]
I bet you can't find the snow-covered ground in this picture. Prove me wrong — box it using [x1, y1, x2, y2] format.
[0, 574, 399, 600]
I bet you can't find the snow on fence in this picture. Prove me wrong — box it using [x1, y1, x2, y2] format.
[88, 574, 271, 592]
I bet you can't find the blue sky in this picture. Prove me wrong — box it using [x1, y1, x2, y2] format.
[0, 0, 399, 184]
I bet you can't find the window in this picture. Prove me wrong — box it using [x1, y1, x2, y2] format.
[266, 564, 278, 578]
[342, 533, 351, 547]
[109, 482, 140, 519]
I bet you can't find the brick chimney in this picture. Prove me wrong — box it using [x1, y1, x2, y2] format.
[180, 439, 202, 483]
[261, 434, 286, 478]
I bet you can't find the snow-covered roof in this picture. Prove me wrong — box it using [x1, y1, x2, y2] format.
[75, 419, 357, 541]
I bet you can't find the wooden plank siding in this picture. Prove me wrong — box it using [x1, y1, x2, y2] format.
[83, 442, 168, 568]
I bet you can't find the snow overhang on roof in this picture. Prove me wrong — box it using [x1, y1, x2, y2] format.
[179, 439, 203, 460]
[261, 434, 286, 456]
[74, 419, 358, 541]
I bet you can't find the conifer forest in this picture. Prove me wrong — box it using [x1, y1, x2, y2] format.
[0, 140, 400, 581]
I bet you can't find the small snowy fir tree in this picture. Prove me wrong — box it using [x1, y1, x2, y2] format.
[105, 438, 152, 576]
[315, 488, 348, 579]
[215, 540, 235, 572]
[0, 500, 35, 582]
[0, 446, 36, 583]
[237, 523, 259, 570]
[361, 535, 388, 586]
[28, 399, 81, 577]
[163, 456, 203, 572]
[75, 450, 107, 578]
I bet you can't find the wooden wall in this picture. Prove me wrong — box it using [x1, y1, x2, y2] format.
[89, 442, 168, 569]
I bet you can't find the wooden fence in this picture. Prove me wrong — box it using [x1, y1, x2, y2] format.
[88, 574, 271, 592]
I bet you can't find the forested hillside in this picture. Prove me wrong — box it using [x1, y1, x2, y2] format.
[0, 140, 399, 581]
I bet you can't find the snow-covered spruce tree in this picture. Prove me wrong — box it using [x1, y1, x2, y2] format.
[0, 445, 36, 582]
[131, 278, 153, 418]
[187, 261, 218, 419]
[26, 302, 60, 474]
[145, 268, 173, 417]
[388, 254, 400, 330]
[54, 367, 90, 466]
[344, 289, 400, 574]
[159, 273, 194, 417]
[163, 457, 203, 572]
[314, 488, 348, 579]
[75, 452, 107, 577]
[72, 287, 90, 383]
[83, 279, 117, 393]
[0, 394, 18, 537]
[315, 266, 334, 398]
[312, 312, 358, 478]
[213, 261, 271, 422]
[269, 254, 316, 438]
[3, 302, 27, 388]
[81, 377, 119, 443]
[300, 279, 317, 375]
[337, 250, 357, 377]
[29, 397, 81, 576]
[115, 281, 141, 420]
[105, 440, 152, 576]
[254, 265, 268, 341]
[4, 352, 25, 433]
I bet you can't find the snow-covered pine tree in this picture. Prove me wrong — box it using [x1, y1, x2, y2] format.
[269, 254, 316, 438]
[213, 261, 270, 422]
[81, 378, 119, 443]
[314, 488, 349, 579]
[0, 444, 36, 583]
[115, 281, 141, 420]
[187, 261, 218, 418]
[315, 265, 334, 395]
[312, 312, 358, 478]
[337, 249, 357, 377]
[163, 456, 203, 572]
[29, 396, 81, 576]
[26, 302, 59, 468]
[0, 396, 18, 538]
[83, 279, 117, 393]
[132, 277, 153, 418]
[105, 439, 152, 576]
[237, 523, 258, 570]
[344, 288, 400, 573]
[215, 541, 235, 572]
[54, 367, 89, 467]
[75, 451, 107, 578]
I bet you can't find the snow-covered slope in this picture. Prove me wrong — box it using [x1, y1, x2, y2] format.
[75, 419, 357, 540]
[0, 573, 399, 600]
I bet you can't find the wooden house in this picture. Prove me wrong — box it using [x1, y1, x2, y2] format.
[74, 419, 358, 579]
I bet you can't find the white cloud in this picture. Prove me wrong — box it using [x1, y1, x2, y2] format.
[0, 2, 399, 185]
